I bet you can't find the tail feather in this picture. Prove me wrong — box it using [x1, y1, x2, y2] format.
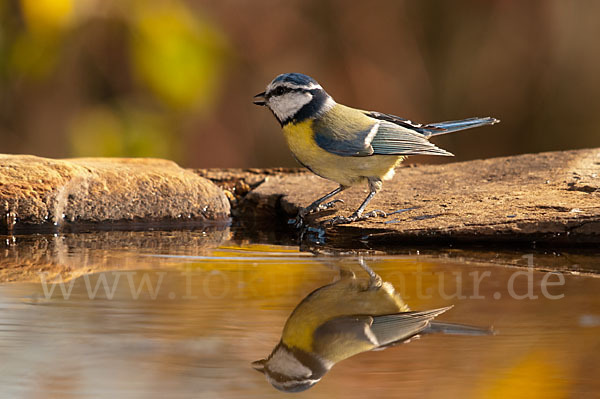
[423, 117, 500, 137]
[425, 321, 495, 336]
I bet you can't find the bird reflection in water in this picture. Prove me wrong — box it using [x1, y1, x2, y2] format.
[253, 259, 493, 392]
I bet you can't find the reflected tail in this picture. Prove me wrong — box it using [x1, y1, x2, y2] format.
[426, 321, 495, 336]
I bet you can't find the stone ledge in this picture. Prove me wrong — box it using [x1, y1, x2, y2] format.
[1, 155, 230, 233]
[3, 150, 599, 246]
[238, 149, 600, 246]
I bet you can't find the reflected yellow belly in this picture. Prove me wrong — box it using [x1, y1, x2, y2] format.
[282, 121, 403, 187]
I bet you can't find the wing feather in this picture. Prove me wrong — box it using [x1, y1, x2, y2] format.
[364, 111, 446, 135]
[369, 306, 453, 347]
[370, 121, 454, 156]
[313, 106, 457, 157]
[313, 119, 376, 157]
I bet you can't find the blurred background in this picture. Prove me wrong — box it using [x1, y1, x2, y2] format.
[1, 0, 599, 168]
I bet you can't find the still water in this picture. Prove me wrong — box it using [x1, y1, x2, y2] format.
[0, 229, 599, 398]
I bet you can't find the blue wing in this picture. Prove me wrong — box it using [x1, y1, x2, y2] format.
[313, 108, 497, 158]
[313, 120, 376, 157]
[313, 119, 452, 157]
[312, 307, 453, 350]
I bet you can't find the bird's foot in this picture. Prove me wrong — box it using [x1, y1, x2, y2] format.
[290, 215, 305, 228]
[291, 199, 345, 228]
[317, 199, 345, 212]
[325, 209, 387, 225]
[358, 257, 382, 289]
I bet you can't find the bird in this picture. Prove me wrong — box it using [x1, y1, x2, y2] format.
[253, 73, 499, 225]
[252, 259, 493, 392]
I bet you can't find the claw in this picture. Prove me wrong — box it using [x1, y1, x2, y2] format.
[318, 199, 344, 211]
[302, 198, 344, 216]
[363, 209, 387, 218]
[326, 214, 358, 225]
[324, 209, 388, 225]
[291, 215, 305, 228]
[326, 218, 343, 225]
[293, 199, 345, 229]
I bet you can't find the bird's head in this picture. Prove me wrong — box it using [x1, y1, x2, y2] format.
[253, 73, 335, 125]
[252, 343, 326, 393]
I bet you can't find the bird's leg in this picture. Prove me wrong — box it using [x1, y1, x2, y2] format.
[293, 186, 345, 227]
[327, 178, 387, 225]
[358, 257, 382, 289]
[302, 186, 345, 215]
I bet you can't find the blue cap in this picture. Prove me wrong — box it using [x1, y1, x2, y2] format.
[272, 73, 319, 86]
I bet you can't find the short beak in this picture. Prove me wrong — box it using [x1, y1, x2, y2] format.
[252, 359, 266, 373]
[253, 91, 266, 106]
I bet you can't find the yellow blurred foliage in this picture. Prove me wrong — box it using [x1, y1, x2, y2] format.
[130, 0, 229, 110]
[183, 262, 321, 306]
[3, 1, 600, 165]
[179, 248, 441, 309]
[374, 258, 437, 308]
[8, 33, 58, 79]
[480, 351, 569, 399]
[20, 0, 74, 35]
[10, 0, 74, 80]
[68, 105, 179, 158]
[160, 243, 330, 307]
[69, 106, 125, 157]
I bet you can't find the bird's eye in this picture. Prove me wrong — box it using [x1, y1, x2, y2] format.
[273, 87, 286, 96]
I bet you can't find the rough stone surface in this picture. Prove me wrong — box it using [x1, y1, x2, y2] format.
[240, 149, 600, 245]
[1, 155, 230, 232]
[194, 168, 304, 212]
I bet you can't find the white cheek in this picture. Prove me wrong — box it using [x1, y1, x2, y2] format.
[267, 347, 312, 378]
[269, 92, 313, 121]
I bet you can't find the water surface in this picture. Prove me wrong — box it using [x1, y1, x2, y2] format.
[0, 229, 598, 398]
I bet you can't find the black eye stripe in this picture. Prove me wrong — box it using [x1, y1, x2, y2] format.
[268, 86, 307, 98]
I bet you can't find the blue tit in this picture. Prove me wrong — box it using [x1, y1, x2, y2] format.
[252, 260, 493, 392]
[253, 73, 500, 225]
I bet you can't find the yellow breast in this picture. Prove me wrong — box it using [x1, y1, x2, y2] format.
[282, 121, 403, 187]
